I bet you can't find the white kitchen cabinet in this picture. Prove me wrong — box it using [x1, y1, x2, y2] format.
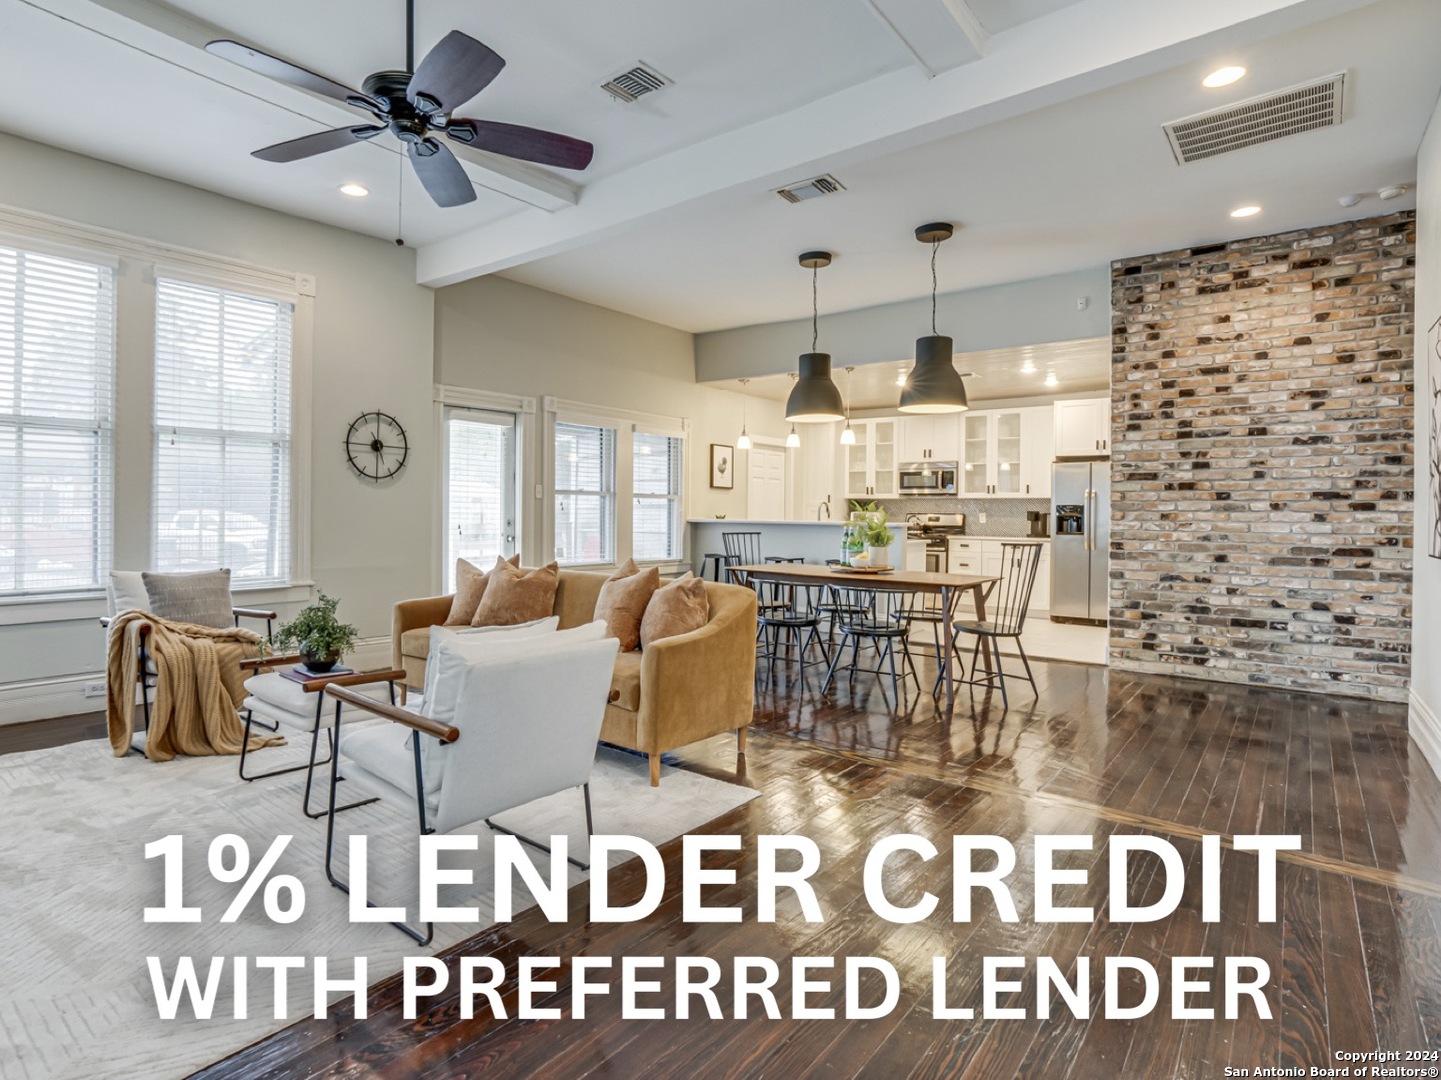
[960, 410, 1029, 497]
[1054, 397, 1111, 457]
[898, 416, 961, 462]
[1020, 406, 1055, 498]
[977, 539, 1051, 614]
[903, 538, 927, 572]
[844, 418, 899, 499]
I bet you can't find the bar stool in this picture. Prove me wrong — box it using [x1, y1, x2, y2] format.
[699, 553, 728, 582]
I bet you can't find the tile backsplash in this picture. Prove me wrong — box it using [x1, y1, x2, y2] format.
[865, 497, 1052, 537]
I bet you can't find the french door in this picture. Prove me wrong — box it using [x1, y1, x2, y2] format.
[442, 406, 518, 591]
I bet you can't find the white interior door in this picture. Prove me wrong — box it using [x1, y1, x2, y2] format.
[442, 406, 518, 589]
[747, 447, 786, 521]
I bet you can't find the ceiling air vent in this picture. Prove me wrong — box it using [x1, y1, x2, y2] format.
[775, 174, 847, 204]
[1163, 72, 1346, 165]
[601, 62, 670, 103]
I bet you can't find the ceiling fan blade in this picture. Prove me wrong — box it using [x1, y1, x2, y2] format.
[446, 119, 594, 170]
[252, 125, 385, 163]
[407, 139, 477, 207]
[408, 31, 505, 113]
[206, 39, 380, 111]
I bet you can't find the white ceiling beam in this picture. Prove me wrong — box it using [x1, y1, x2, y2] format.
[937, 0, 991, 58]
[416, 0, 1379, 289]
[17, 0, 579, 211]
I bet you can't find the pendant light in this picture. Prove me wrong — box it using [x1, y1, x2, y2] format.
[785, 251, 846, 423]
[899, 222, 969, 414]
[736, 378, 752, 450]
[839, 366, 856, 445]
[786, 425, 800, 448]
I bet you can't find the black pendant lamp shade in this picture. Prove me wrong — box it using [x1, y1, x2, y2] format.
[899, 223, 969, 414]
[785, 251, 846, 423]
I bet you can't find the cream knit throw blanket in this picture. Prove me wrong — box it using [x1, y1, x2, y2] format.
[106, 611, 286, 761]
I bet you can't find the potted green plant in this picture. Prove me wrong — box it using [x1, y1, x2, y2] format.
[863, 509, 895, 568]
[271, 591, 358, 673]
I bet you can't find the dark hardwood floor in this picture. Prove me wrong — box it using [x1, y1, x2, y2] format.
[8, 653, 1439, 1079]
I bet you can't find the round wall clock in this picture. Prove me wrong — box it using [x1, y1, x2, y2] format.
[345, 411, 409, 481]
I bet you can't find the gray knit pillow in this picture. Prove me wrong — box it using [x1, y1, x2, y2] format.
[141, 569, 233, 629]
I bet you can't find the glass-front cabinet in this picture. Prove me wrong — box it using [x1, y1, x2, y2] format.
[844, 418, 898, 499]
[958, 407, 1050, 497]
[962, 413, 990, 494]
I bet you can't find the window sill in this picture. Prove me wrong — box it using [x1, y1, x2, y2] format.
[0, 580, 315, 627]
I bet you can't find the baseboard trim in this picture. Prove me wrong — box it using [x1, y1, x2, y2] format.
[0, 673, 106, 726]
[0, 635, 393, 726]
[1409, 689, 1441, 783]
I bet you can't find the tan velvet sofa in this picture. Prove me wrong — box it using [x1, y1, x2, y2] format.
[392, 570, 757, 785]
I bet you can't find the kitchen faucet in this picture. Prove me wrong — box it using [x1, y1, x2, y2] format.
[817, 495, 831, 520]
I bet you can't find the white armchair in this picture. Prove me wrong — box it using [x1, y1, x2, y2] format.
[320, 623, 620, 943]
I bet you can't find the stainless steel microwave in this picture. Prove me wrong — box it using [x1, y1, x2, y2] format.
[898, 461, 958, 495]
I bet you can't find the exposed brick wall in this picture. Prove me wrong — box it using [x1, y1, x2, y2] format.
[1109, 212, 1415, 701]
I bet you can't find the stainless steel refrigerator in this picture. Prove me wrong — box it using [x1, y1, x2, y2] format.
[1051, 461, 1109, 623]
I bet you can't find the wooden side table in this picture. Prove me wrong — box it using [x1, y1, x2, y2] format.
[237, 654, 408, 819]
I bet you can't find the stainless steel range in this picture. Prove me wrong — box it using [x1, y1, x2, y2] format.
[905, 512, 967, 573]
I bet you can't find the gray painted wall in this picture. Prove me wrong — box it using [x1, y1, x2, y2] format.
[1413, 94, 1441, 772]
[694, 267, 1110, 381]
[433, 274, 792, 561]
[0, 131, 435, 692]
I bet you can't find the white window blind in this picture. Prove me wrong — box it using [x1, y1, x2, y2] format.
[443, 406, 516, 590]
[0, 245, 115, 597]
[554, 420, 615, 566]
[633, 430, 683, 561]
[153, 278, 292, 585]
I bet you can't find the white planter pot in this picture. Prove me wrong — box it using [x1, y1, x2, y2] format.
[867, 545, 890, 568]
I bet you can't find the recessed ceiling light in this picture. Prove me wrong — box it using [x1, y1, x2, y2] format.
[1044, 372, 1059, 388]
[1230, 205, 1262, 218]
[1020, 361, 1037, 375]
[1203, 65, 1246, 88]
[339, 183, 369, 198]
[895, 368, 908, 387]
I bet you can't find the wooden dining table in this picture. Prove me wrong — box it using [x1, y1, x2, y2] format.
[729, 563, 1001, 710]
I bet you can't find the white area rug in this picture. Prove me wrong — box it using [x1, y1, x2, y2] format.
[0, 736, 758, 1080]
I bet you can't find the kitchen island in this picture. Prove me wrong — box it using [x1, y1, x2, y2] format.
[687, 518, 902, 577]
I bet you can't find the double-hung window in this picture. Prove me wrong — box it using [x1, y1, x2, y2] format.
[152, 278, 293, 586]
[554, 420, 616, 566]
[632, 429, 684, 562]
[0, 244, 115, 597]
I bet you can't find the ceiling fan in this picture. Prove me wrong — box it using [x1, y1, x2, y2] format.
[205, 1, 594, 209]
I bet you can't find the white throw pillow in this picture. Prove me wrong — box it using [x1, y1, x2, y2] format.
[108, 570, 149, 618]
[421, 615, 560, 714]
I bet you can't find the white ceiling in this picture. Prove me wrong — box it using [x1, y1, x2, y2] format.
[711, 337, 1111, 411]
[0, 0, 1434, 341]
[500, 0, 1439, 331]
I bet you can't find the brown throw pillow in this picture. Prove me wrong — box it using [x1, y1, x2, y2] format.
[446, 554, 519, 626]
[640, 573, 709, 649]
[473, 558, 560, 627]
[594, 559, 661, 651]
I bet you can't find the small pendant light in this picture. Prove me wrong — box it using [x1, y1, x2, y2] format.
[839, 366, 856, 445]
[899, 223, 969, 414]
[786, 425, 800, 448]
[785, 251, 846, 423]
[736, 378, 752, 450]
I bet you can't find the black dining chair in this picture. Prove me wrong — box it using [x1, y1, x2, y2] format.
[821, 585, 921, 703]
[722, 531, 793, 618]
[757, 583, 830, 689]
[953, 542, 1043, 707]
[894, 592, 963, 697]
